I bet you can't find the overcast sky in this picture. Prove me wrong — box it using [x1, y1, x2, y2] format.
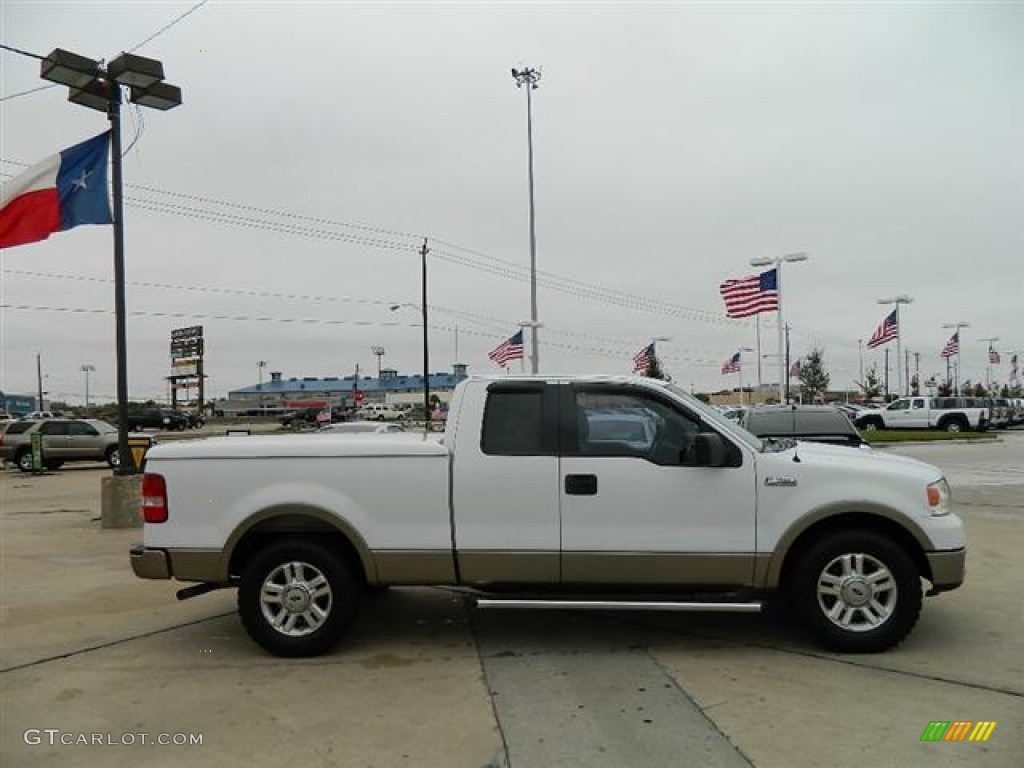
[1, 1, 1021, 406]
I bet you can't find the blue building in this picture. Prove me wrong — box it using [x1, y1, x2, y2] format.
[0, 391, 37, 417]
[220, 366, 469, 416]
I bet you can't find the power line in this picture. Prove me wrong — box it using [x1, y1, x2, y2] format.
[0, 43, 45, 61]
[130, 0, 210, 52]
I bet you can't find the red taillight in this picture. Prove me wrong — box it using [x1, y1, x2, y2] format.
[141, 473, 168, 523]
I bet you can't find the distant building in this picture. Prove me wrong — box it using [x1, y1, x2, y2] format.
[0, 391, 37, 416]
[218, 365, 469, 416]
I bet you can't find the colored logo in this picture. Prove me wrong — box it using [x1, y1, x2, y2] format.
[920, 721, 997, 742]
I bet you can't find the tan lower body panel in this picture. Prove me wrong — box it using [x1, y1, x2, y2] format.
[561, 552, 756, 586]
[457, 551, 559, 584]
[372, 550, 457, 584]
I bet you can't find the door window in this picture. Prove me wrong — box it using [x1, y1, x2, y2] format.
[67, 421, 99, 436]
[572, 390, 701, 465]
[39, 422, 69, 436]
[481, 390, 546, 456]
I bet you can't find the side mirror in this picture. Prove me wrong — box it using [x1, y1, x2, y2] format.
[688, 433, 730, 467]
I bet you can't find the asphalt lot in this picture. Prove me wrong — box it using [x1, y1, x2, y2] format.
[1, 432, 1022, 767]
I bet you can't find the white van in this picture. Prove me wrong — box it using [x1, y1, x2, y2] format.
[356, 403, 406, 421]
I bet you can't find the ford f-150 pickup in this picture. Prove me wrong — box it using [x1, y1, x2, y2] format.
[131, 376, 966, 657]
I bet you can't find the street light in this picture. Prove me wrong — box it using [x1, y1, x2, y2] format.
[511, 65, 542, 374]
[978, 336, 999, 391]
[80, 364, 95, 414]
[750, 252, 808, 402]
[942, 321, 970, 395]
[371, 346, 385, 379]
[877, 295, 913, 396]
[40, 48, 181, 474]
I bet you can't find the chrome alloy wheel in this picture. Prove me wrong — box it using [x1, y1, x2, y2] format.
[259, 561, 333, 637]
[816, 553, 898, 632]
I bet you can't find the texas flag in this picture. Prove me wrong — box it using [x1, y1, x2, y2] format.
[0, 132, 113, 249]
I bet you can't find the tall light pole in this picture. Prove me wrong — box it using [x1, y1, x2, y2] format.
[750, 252, 808, 402]
[371, 346, 385, 379]
[943, 321, 970, 395]
[40, 48, 181, 474]
[979, 336, 999, 391]
[81, 364, 95, 413]
[517, 320, 545, 374]
[257, 360, 267, 414]
[877, 295, 913, 396]
[511, 65, 542, 374]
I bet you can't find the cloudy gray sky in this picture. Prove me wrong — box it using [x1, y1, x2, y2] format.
[2, 1, 1022, 406]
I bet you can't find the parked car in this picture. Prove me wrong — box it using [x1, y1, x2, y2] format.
[280, 408, 324, 427]
[0, 418, 134, 471]
[356, 403, 407, 422]
[740, 405, 868, 449]
[126, 409, 191, 431]
[23, 410, 57, 420]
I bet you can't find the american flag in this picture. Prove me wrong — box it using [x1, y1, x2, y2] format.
[866, 310, 898, 349]
[632, 343, 655, 373]
[488, 330, 524, 367]
[718, 268, 779, 318]
[790, 359, 802, 377]
[940, 332, 959, 359]
[721, 352, 741, 374]
[988, 345, 1000, 364]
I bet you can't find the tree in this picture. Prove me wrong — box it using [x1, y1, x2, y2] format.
[798, 347, 830, 403]
[644, 356, 668, 381]
[857, 363, 883, 401]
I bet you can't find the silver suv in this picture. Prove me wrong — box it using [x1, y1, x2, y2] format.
[0, 419, 124, 471]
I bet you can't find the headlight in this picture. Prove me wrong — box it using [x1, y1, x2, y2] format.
[926, 478, 951, 516]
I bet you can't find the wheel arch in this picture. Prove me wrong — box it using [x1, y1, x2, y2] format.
[767, 509, 932, 591]
[223, 505, 378, 585]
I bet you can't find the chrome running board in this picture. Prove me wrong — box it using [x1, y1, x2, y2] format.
[474, 599, 762, 613]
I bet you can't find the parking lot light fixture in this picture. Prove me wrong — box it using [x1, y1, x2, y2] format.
[878, 295, 913, 396]
[38, 47, 181, 474]
[749, 252, 808, 401]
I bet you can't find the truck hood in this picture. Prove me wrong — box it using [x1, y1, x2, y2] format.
[145, 432, 449, 460]
[766, 439, 943, 484]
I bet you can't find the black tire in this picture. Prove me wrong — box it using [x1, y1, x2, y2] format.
[105, 447, 120, 468]
[238, 538, 359, 657]
[787, 530, 921, 653]
[941, 417, 966, 433]
[858, 418, 883, 432]
[16, 450, 34, 473]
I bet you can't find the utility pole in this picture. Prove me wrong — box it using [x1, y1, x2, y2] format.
[36, 353, 44, 410]
[371, 347, 385, 379]
[421, 238, 431, 426]
[81, 364, 95, 413]
[783, 324, 792, 403]
[511, 66, 542, 373]
[913, 352, 921, 395]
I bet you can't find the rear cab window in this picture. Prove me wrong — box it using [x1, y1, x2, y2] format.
[481, 386, 556, 456]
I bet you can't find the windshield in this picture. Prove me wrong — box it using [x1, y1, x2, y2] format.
[659, 382, 764, 451]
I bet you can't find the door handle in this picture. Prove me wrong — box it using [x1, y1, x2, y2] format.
[565, 474, 598, 495]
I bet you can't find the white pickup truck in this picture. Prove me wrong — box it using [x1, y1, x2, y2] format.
[131, 376, 965, 657]
[854, 396, 989, 433]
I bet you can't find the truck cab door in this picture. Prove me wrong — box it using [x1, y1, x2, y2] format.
[451, 383, 561, 583]
[558, 385, 756, 587]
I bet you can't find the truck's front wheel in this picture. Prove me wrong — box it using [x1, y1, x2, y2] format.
[788, 530, 921, 653]
[238, 538, 359, 657]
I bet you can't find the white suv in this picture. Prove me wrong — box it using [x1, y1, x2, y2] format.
[356, 404, 406, 421]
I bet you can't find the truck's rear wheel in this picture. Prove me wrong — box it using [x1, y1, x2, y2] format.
[941, 417, 966, 433]
[788, 530, 921, 653]
[858, 417, 883, 432]
[238, 538, 358, 657]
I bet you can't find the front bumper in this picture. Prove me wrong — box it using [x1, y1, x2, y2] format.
[925, 548, 966, 592]
[130, 544, 171, 579]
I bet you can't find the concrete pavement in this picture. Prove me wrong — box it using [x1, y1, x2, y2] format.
[1, 435, 1021, 766]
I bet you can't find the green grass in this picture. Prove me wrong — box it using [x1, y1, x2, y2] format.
[861, 429, 993, 443]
